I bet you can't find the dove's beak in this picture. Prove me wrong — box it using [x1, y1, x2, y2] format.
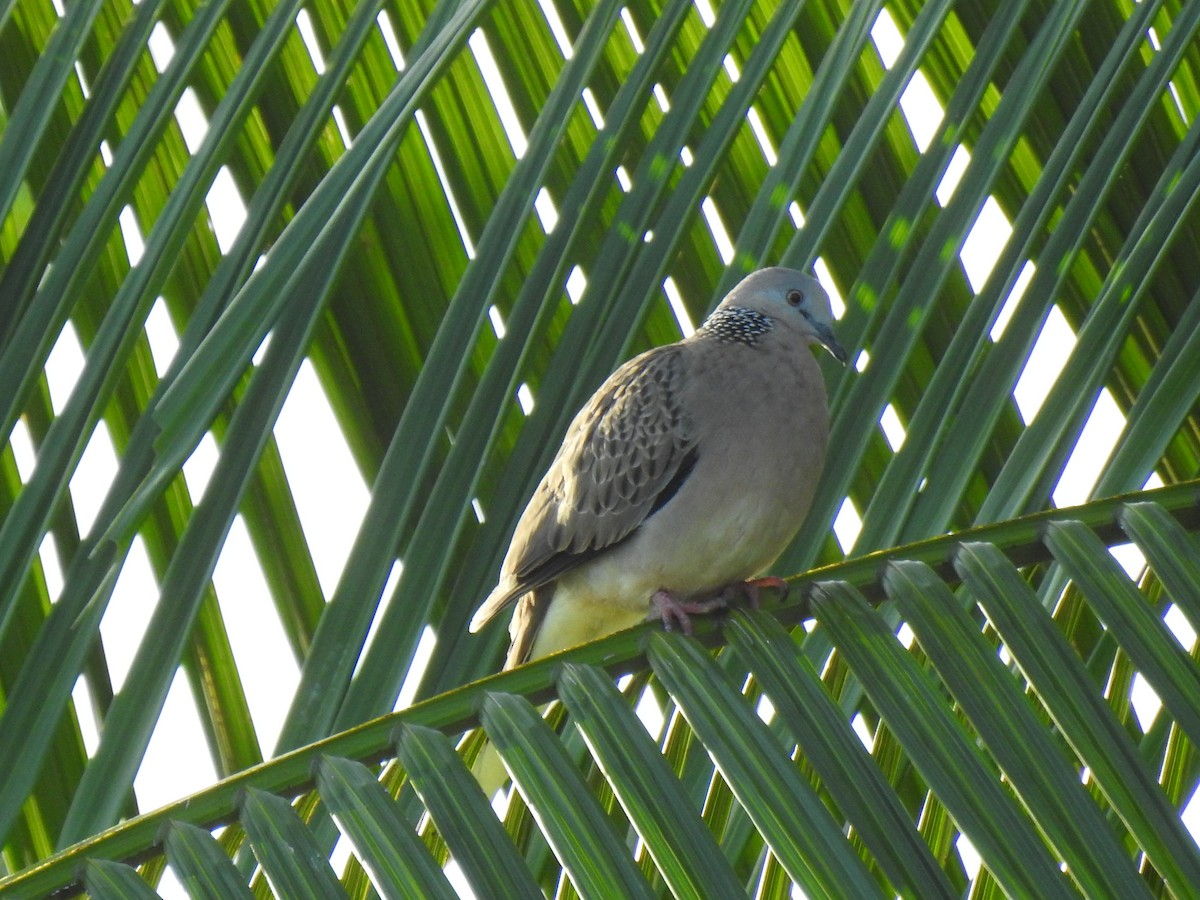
[815, 322, 847, 366]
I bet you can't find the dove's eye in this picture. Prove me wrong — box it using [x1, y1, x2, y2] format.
[786, 289, 804, 307]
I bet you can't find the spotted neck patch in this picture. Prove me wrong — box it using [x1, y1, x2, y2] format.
[697, 306, 774, 345]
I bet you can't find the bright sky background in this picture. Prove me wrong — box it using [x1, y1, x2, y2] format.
[13, 3, 1196, 895]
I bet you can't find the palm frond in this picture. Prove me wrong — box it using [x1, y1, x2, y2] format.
[2, 0, 1199, 895]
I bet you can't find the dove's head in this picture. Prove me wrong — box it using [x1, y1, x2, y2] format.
[703, 267, 847, 364]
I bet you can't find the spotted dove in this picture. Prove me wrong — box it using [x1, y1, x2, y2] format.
[471, 267, 846, 670]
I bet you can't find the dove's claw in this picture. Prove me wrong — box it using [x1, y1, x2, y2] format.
[650, 589, 729, 635]
[650, 578, 791, 634]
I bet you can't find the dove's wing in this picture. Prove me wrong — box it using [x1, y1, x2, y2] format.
[470, 345, 697, 634]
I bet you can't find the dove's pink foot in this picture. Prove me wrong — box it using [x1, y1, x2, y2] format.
[650, 589, 728, 635]
[739, 576, 789, 609]
[650, 577, 790, 634]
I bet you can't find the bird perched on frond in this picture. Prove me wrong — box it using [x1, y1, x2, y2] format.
[469, 266, 845, 789]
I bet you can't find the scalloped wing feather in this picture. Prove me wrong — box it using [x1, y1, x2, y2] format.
[469, 345, 696, 633]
